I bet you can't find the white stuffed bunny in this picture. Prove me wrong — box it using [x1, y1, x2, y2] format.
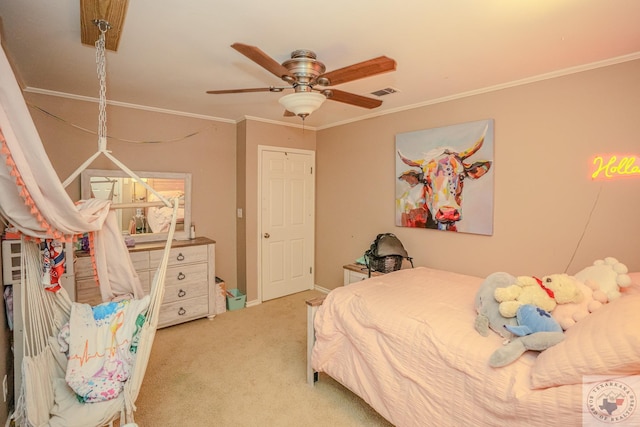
[574, 257, 631, 300]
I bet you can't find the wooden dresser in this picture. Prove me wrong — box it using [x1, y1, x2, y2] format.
[75, 236, 217, 328]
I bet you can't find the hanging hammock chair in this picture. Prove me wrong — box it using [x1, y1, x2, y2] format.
[0, 25, 178, 426]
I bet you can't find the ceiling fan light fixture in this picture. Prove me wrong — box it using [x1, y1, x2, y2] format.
[279, 92, 326, 118]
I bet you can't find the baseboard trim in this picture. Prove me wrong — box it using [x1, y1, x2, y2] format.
[313, 284, 331, 294]
[244, 284, 330, 308]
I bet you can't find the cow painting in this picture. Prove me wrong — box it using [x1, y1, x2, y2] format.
[396, 122, 493, 233]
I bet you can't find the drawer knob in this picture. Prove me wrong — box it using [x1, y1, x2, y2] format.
[177, 272, 186, 280]
[176, 253, 185, 261]
[178, 307, 186, 316]
[177, 289, 186, 298]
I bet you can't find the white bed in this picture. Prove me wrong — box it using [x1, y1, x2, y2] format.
[307, 267, 640, 427]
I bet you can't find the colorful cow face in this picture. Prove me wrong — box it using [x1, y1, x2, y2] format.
[398, 133, 492, 231]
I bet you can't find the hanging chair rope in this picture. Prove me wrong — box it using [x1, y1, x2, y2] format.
[96, 21, 108, 153]
[61, 23, 110, 188]
[60, 23, 172, 210]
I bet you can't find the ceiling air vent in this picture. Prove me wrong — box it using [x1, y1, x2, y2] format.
[370, 87, 399, 97]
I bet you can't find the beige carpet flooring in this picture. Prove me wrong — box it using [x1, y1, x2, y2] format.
[133, 289, 393, 427]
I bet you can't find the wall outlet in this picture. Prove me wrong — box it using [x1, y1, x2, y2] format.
[237, 208, 243, 219]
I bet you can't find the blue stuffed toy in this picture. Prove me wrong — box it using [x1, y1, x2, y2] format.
[489, 304, 565, 367]
[504, 304, 563, 336]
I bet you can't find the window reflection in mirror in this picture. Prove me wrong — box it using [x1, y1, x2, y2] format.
[80, 169, 192, 242]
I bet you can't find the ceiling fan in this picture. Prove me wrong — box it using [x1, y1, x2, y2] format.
[207, 43, 397, 119]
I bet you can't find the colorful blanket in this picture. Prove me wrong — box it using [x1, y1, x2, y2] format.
[58, 296, 150, 403]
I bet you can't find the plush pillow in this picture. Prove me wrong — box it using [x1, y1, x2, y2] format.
[621, 272, 640, 296]
[531, 294, 640, 389]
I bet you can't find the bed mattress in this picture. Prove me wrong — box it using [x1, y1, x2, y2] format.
[311, 267, 584, 427]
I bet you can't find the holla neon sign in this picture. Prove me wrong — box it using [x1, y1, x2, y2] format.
[591, 155, 640, 179]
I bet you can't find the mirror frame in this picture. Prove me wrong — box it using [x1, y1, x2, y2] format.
[80, 168, 192, 243]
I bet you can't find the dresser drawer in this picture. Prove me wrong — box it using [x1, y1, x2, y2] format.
[149, 245, 208, 269]
[76, 251, 149, 278]
[139, 271, 150, 294]
[76, 270, 149, 292]
[163, 280, 208, 304]
[74, 256, 94, 278]
[76, 276, 98, 291]
[158, 297, 209, 328]
[76, 273, 150, 304]
[342, 263, 383, 285]
[130, 251, 150, 271]
[73, 238, 216, 327]
[76, 284, 102, 307]
[346, 269, 368, 284]
[165, 263, 208, 287]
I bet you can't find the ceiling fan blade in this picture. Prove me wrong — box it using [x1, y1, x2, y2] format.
[80, 0, 129, 51]
[319, 56, 396, 86]
[283, 110, 295, 117]
[206, 86, 288, 94]
[231, 43, 293, 80]
[327, 89, 382, 109]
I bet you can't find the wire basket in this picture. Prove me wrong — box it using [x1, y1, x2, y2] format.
[368, 255, 403, 273]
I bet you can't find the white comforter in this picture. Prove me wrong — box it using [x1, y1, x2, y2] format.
[311, 267, 583, 427]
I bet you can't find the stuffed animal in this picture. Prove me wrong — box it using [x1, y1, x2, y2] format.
[574, 257, 631, 300]
[494, 273, 582, 318]
[474, 272, 518, 339]
[551, 279, 608, 330]
[504, 304, 563, 337]
[544, 273, 586, 304]
[489, 304, 564, 367]
[489, 331, 565, 368]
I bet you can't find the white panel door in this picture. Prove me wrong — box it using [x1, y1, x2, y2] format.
[260, 149, 314, 301]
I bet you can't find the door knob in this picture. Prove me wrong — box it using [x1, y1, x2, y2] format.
[264, 232, 270, 238]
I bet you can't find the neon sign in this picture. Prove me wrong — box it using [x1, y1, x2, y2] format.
[591, 155, 640, 179]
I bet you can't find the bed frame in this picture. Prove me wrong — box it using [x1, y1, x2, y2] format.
[301, 267, 640, 427]
[305, 296, 325, 385]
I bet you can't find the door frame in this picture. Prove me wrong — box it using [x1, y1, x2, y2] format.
[257, 145, 315, 303]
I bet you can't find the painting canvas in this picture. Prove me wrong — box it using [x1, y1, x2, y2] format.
[395, 119, 494, 235]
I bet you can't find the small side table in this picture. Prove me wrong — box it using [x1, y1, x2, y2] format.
[342, 263, 384, 285]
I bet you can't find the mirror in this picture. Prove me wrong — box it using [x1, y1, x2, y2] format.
[80, 169, 192, 242]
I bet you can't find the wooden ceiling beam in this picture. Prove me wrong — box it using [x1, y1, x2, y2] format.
[80, 0, 129, 51]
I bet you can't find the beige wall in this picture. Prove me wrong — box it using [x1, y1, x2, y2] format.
[25, 92, 239, 288]
[16, 60, 640, 298]
[235, 121, 248, 295]
[315, 59, 640, 290]
[21, 59, 640, 298]
[237, 120, 316, 301]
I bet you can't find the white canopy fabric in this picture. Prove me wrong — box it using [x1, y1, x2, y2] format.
[0, 49, 104, 241]
[0, 36, 146, 301]
[1, 39, 176, 426]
